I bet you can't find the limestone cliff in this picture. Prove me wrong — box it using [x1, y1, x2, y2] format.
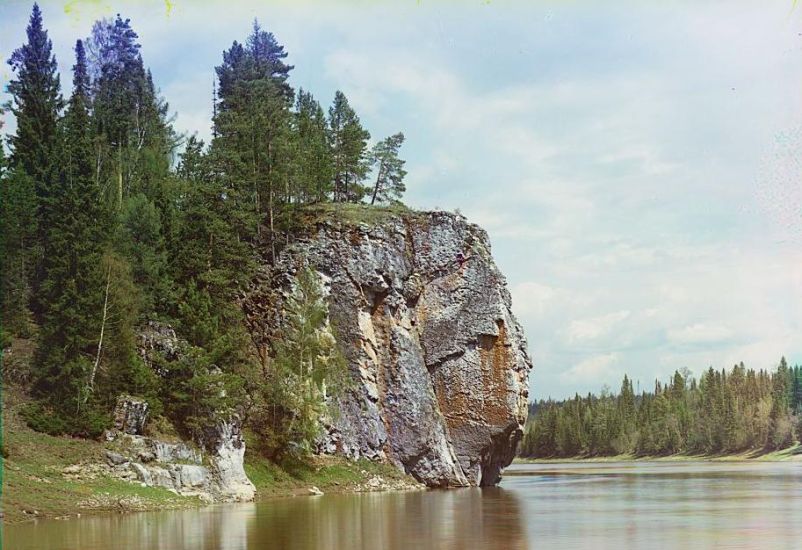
[245, 209, 533, 487]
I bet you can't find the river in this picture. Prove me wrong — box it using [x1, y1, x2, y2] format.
[6, 461, 802, 549]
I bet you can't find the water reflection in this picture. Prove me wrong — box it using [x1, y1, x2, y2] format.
[508, 461, 802, 548]
[12, 461, 802, 549]
[4, 487, 527, 550]
[250, 487, 526, 550]
[5, 503, 256, 550]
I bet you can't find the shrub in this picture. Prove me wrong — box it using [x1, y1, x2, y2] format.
[21, 400, 110, 438]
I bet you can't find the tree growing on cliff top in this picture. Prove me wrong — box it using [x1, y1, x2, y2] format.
[212, 19, 294, 259]
[369, 132, 407, 205]
[291, 89, 333, 204]
[329, 91, 371, 203]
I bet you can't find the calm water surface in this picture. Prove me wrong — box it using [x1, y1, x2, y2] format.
[6, 461, 802, 549]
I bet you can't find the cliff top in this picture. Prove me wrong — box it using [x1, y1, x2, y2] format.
[300, 202, 466, 228]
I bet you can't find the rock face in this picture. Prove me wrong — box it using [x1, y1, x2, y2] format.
[112, 395, 149, 435]
[104, 417, 255, 503]
[245, 210, 533, 487]
[108, 323, 256, 502]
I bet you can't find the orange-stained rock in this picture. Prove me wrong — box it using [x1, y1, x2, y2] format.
[245, 209, 533, 487]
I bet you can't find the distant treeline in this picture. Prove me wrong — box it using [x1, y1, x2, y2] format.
[520, 358, 802, 458]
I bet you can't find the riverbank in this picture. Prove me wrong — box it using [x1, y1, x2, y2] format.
[514, 446, 802, 464]
[1, 387, 421, 525]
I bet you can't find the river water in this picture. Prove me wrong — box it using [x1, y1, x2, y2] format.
[6, 461, 802, 549]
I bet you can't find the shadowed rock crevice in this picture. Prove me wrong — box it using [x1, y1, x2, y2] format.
[245, 210, 533, 487]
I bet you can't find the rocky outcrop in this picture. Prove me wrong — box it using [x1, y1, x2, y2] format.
[245, 209, 532, 487]
[112, 395, 149, 435]
[102, 324, 256, 502]
[103, 417, 255, 503]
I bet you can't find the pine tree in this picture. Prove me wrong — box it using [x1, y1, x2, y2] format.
[369, 132, 407, 205]
[212, 20, 295, 259]
[260, 267, 347, 457]
[328, 91, 370, 203]
[292, 89, 333, 203]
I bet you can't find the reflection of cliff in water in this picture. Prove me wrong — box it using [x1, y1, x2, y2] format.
[247, 488, 527, 550]
[5, 489, 527, 550]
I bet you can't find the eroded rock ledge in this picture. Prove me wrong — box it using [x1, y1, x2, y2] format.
[99, 396, 255, 503]
[245, 210, 533, 487]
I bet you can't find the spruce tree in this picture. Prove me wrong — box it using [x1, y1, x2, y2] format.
[0, 148, 38, 338]
[6, 3, 62, 193]
[34, 40, 108, 431]
[5, 3, 63, 319]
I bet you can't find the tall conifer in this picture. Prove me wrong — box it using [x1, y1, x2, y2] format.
[5, 3, 63, 319]
[34, 40, 107, 425]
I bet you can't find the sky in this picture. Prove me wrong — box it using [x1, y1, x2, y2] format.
[2, 0, 802, 399]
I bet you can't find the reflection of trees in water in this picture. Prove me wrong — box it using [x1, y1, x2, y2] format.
[6, 490, 526, 550]
[247, 487, 527, 550]
[5, 503, 258, 550]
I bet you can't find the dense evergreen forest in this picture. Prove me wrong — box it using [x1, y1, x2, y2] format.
[0, 4, 406, 457]
[520, 359, 802, 458]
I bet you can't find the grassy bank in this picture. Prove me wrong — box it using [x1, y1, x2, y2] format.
[1, 387, 420, 525]
[514, 446, 802, 464]
[244, 452, 420, 498]
[1, 388, 201, 524]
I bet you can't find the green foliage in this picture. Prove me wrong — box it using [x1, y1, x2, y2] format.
[115, 193, 172, 316]
[6, 3, 63, 194]
[89, 15, 176, 210]
[292, 89, 334, 203]
[250, 267, 348, 459]
[159, 346, 244, 441]
[521, 358, 801, 458]
[20, 399, 109, 438]
[5, 4, 63, 322]
[5, 9, 405, 464]
[0, 168, 38, 336]
[33, 39, 108, 420]
[368, 132, 407, 205]
[211, 20, 294, 259]
[329, 90, 371, 203]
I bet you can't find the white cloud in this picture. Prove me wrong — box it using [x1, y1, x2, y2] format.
[666, 323, 734, 346]
[3, 0, 802, 399]
[561, 353, 620, 385]
[565, 311, 632, 345]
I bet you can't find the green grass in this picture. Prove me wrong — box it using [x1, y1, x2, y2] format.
[2, 388, 200, 524]
[301, 202, 417, 226]
[244, 449, 414, 498]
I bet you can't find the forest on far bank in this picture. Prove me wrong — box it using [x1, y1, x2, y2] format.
[520, 358, 802, 458]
